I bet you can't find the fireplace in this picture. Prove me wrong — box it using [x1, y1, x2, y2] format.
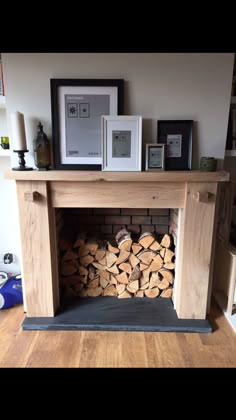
[5, 170, 229, 327]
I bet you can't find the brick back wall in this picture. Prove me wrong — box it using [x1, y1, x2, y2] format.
[63, 208, 170, 239]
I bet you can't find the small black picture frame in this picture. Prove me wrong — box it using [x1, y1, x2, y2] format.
[51, 78, 124, 170]
[157, 120, 193, 170]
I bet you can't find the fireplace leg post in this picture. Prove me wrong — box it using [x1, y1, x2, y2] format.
[175, 182, 218, 319]
[16, 180, 59, 317]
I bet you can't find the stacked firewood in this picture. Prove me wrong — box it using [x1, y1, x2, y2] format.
[60, 229, 175, 299]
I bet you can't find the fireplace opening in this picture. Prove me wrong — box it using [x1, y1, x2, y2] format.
[56, 208, 179, 303]
[23, 206, 212, 332]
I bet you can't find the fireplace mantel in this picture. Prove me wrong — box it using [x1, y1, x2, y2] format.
[5, 170, 229, 320]
[5, 170, 229, 182]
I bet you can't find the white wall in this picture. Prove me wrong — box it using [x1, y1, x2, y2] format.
[0, 52, 234, 274]
[0, 108, 8, 135]
[2, 53, 234, 169]
[0, 157, 21, 274]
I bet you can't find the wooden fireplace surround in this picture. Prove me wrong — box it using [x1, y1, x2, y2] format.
[5, 170, 229, 320]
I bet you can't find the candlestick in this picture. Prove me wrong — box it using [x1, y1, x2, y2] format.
[11, 111, 27, 151]
[12, 150, 33, 171]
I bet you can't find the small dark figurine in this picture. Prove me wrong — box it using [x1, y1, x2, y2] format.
[33, 122, 51, 170]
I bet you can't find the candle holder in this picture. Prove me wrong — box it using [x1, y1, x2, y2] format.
[12, 150, 33, 171]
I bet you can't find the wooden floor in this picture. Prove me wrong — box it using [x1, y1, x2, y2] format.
[0, 298, 236, 367]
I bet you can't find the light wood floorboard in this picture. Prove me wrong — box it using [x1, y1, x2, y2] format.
[0, 298, 236, 367]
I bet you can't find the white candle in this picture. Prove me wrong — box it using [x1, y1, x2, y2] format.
[11, 111, 27, 151]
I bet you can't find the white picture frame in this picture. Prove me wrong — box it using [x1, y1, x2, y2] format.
[102, 115, 142, 171]
[145, 143, 165, 171]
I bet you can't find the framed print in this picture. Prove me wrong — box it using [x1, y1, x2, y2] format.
[51, 78, 124, 170]
[157, 120, 193, 170]
[145, 143, 165, 171]
[102, 115, 142, 171]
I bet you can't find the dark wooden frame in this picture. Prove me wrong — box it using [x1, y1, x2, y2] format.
[51, 78, 124, 170]
[157, 120, 193, 170]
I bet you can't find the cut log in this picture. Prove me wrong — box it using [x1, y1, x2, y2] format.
[88, 277, 99, 288]
[140, 262, 148, 271]
[103, 285, 117, 296]
[86, 242, 99, 255]
[138, 233, 155, 249]
[158, 269, 174, 285]
[108, 242, 120, 254]
[98, 256, 107, 266]
[145, 288, 160, 298]
[95, 249, 106, 261]
[118, 290, 132, 299]
[149, 240, 162, 251]
[160, 234, 172, 249]
[160, 248, 165, 259]
[62, 251, 78, 262]
[129, 253, 140, 268]
[164, 249, 175, 263]
[73, 238, 85, 248]
[118, 262, 132, 275]
[135, 290, 144, 297]
[106, 264, 119, 275]
[116, 284, 126, 295]
[157, 277, 169, 290]
[163, 262, 175, 270]
[150, 256, 163, 272]
[79, 289, 88, 297]
[118, 238, 133, 252]
[93, 262, 106, 270]
[100, 276, 109, 289]
[110, 274, 118, 285]
[106, 251, 117, 268]
[88, 266, 97, 280]
[78, 245, 90, 258]
[137, 250, 155, 265]
[116, 249, 130, 265]
[69, 259, 80, 270]
[127, 280, 139, 294]
[149, 273, 160, 289]
[80, 255, 94, 267]
[79, 276, 88, 285]
[129, 265, 141, 282]
[160, 288, 173, 298]
[97, 269, 110, 282]
[87, 287, 102, 297]
[132, 243, 143, 255]
[115, 228, 131, 244]
[140, 282, 149, 290]
[78, 265, 89, 277]
[140, 267, 150, 284]
[116, 271, 128, 284]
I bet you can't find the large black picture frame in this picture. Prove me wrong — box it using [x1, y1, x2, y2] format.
[51, 78, 124, 170]
[157, 120, 193, 170]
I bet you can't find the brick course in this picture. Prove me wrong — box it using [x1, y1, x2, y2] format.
[63, 208, 170, 240]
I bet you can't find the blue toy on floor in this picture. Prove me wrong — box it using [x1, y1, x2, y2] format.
[0, 274, 23, 309]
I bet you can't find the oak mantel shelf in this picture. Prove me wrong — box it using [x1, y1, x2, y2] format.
[4, 170, 229, 182]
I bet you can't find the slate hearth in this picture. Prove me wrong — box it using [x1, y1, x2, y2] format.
[22, 297, 212, 333]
